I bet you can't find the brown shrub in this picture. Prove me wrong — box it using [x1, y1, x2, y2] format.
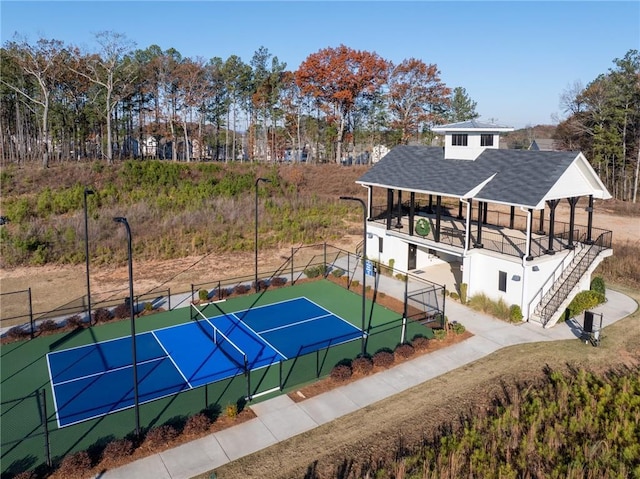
[12, 471, 37, 479]
[112, 302, 130, 319]
[233, 284, 250, 295]
[411, 336, 430, 351]
[395, 343, 415, 360]
[38, 320, 58, 333]
[66, 314, 84, 329]
[183, 413, 212, 436]
[101, 438, 134, 465]
[351, 356, 374, 376]
[330, 364, 353, 382]
[56, 450, 92, 478]
[271, 277, 287, 287]
[143, 425, 178, 450]
[93, 307, 113, 323]
[373, 350, 395, 368]
[6, 325, 31, 340]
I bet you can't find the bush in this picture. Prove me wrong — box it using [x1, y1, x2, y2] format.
[183, 413, 212, 435]
[113, 302, 130, 319]
[233, 284, 249, 295]
[394, 343, 415, 359]
[225, 403, 238, 419]
[433, 329, 447, 340]
[565, 290, 605, 319]
[6, 325, 31, 339]
[351, 356, 374, 375]
[144, 425, 178, 449]
[372, 349, 394, 368]
[411, 336, 430, 351]
[590, 276, 606, 296]
[331, 268, 345, 278]
[449, 292, 460, 300]
[101, 438, 134, 464]
[351, 279, 360, 288]
[56, 450, 92, 477]
[271, 276, 287, 287]
[395, 273, 407, 282]
[304, 265, 328, 278]
[143, 302, 153, 312]
[198, 289, 209, 302]
[509, 304, 523, 323]
[93, 307, 113, 323]
[38, 319, 58, 333]
[330, 364, 353, 382]
[450, 321, 466, 334]
[459, 282, 468, 304]
[66, 314, 84, 329]
[253, 279, 268, 291]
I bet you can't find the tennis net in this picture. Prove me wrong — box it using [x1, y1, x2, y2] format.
[190, 303, 248, 372]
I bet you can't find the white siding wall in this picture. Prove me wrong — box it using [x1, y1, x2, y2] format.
[444, 132, 499, 160]
[464, 252, 523, 306]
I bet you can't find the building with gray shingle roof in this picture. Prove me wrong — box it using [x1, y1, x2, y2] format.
[350, 122, 612, 328]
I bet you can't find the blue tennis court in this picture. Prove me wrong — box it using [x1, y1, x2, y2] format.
[47, 297, 362, 427]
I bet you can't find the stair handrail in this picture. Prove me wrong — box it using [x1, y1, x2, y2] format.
[526, 240, 583, 320]
[533, 230, 611, 325]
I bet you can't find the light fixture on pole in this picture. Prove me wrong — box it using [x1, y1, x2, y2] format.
[113, 217, 140, 436]
[84, 187, 94, 324]
[340, 196, 367, 356]
[255, 177, 271, 292]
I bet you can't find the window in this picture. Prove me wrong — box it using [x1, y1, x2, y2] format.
[452, 134, 468, 146]
[498, 271, 507, 292]
[481, 134, 494, 147]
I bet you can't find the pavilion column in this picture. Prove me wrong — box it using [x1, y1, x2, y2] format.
[537, 208, 545, 234]
[509, 205, 515, 229]
[428, 194, 433, 213]
[586, 195, 594, 244]
[566, 196, 579, 249]
[483, 202, 488, 224]
[386, 189, 393, 230]
[367, 186, 373, 219]
[435, 195, 442, 242]
[457, 200, 463, 219]
[526, 208, 534, 260]
[409, 192, 415, 236]
[546, 199, 560, 254]
[476, 201, 484, 248]
[395, 190, 403, 228]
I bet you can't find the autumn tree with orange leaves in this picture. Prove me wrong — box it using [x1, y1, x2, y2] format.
[387, 58, 451, 144]
[296, 45, 389, 163]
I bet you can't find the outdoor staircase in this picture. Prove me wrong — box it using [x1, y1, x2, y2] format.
[529, 232, 612, 328]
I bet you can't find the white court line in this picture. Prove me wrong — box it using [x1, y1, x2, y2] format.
[302, 296, 364, 332]
[51, 356, 166, 387]
[225, 312, 288, 361]
[151, 331, 192, 388]
[257, 313, 334, 335]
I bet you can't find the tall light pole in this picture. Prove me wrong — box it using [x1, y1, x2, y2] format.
[113, 217, 140, 436]
[255, 177, 270, 292]
[340, 196, 367, 356]
[84, 188, 94, 323]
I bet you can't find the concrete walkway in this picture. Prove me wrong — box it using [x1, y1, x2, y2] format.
[99, 286, 637, 479]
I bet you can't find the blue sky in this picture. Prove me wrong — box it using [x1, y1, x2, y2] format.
[2, 1, 638, 129]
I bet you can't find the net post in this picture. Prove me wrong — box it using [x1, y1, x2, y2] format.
[40, 388, 51, 467]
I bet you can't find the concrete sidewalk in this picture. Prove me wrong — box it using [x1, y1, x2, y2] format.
[99, 288, 637, 479]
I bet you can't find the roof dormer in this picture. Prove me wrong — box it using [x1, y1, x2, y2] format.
[432, 120, 514, 160]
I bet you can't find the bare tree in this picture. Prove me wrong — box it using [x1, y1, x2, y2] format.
[2, 37, 68, 167]
[72, 32, 136, 164]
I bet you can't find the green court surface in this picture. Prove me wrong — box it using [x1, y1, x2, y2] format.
[0, 279, 432, 477]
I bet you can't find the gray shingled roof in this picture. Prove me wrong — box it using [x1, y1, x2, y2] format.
[432, 120, 512, 130]
[356, 145, 578, 208]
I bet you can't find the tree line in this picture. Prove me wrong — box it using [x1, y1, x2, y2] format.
[1, 32, 480, 168]
[554, 50, 640, 202]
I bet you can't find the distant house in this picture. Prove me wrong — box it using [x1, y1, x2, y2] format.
[354, 120, 612, 328]
[529, 138, 559, 151]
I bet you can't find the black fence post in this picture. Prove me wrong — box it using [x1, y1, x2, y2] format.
[28, 287, 34, 339]
[191, 284, 195, 304]
[291, 247, 294, 285]
[167, 288, 171, 310]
